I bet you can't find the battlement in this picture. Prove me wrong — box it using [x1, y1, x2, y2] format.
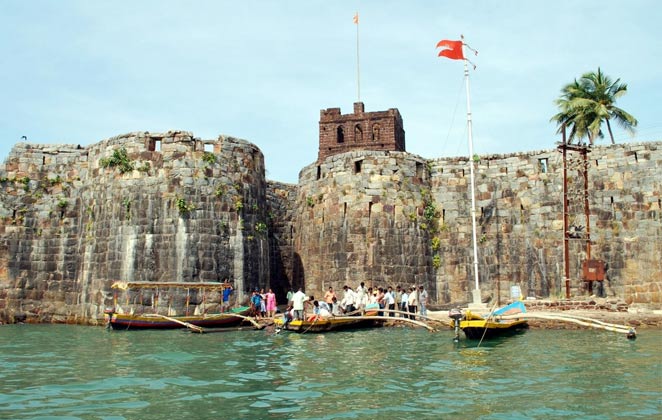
[318, 102, 405, 161]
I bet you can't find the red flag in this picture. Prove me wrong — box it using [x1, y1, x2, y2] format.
[436, 39, 464, 60]
[353, 12, 359, 24]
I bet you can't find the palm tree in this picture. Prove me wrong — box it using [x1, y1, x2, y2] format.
[552, 68, 637, 145]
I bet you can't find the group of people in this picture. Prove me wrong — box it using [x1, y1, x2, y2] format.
[279, 283, 429, 326]
[336, 283, 429, 320]
[249, 288, 277, 319]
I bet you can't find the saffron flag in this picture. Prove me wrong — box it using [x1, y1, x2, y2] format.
[353, 12, 359, 24]
[436, 39, 464, 60]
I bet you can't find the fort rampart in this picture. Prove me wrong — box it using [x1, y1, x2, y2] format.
[0, 134, 660, 323]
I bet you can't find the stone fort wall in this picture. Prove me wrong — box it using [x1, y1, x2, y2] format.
[296, 142, 661, 306]
[0, 135, 660, 323]
[0, 132, 270, 323]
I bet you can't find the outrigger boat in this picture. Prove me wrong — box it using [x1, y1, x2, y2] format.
[274, 305, 382, 333]
[105, 281, 253, 331]
[449, 301, 529, 340]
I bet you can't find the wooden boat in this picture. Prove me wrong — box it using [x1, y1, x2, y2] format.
[105, 281, 253, 331]
[450, 301, 528, 340]
[105, 306, 252, 330]
[274, 306, 382, 333]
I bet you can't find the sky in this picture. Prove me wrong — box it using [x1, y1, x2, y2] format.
[1, 1, 660, 184]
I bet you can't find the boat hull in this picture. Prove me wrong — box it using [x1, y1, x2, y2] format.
[273, 315, 381, 333]
[460, 318, 529, 340]
[105, 307, 251, 330]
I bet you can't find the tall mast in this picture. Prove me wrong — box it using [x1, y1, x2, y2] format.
[354, 11, 361, 102]
[463, 50, 481, 305]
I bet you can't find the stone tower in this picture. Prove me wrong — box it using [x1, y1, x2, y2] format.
[318, 102, 405, 161]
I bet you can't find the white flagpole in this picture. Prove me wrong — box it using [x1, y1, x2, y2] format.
[355, 12, 361, 102]
[462, 40, 482, 306]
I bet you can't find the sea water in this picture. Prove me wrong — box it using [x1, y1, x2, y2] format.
[0, 324, 660, 419]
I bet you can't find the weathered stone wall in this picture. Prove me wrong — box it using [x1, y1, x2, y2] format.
[266, 180, 298, 302]
[296, 142, 661, 307]
[1, 134, 660, 324]
[0, 132, 269, 323]
[295, 151, 436, 300]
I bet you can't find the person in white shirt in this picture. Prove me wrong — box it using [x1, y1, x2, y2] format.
[385, 287, 396, 317]
[355, 282, 366, 310]
[407, 286, 418, 320]
[419, 286, 429, 317]
[400, 290, 409, 318]
[291, 287, 307, 320]
[341, 285, 356, 313]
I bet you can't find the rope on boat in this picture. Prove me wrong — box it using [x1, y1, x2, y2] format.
[202, 313, 263, 329]
[477, 302, 500, 348]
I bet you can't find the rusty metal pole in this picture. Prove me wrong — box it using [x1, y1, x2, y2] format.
[561, 127, 571, 299]
[582, 147, 593, 295]
[582, 148, 591, 260]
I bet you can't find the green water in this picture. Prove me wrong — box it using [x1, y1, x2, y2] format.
[0, 325, 660, 419]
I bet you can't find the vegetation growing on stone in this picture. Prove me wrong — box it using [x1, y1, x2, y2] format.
[99, 148, 134, 174]
[176, 198, 195, 216]
[202, 152, 217, 165]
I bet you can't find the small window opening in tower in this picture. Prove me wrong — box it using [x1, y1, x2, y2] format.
[354, 125, 363, 142]
[372, 124, 380, 141]
[316, 166, 321, 180]
[354, 159, 363, 174]
[538, 158, 548, 173]
[155, 140, 162, 152]
[368, 202, 373, 220]
[337, 126, 344, 143]
[343, 202, 347, 219]
[634, 152, 638, 163]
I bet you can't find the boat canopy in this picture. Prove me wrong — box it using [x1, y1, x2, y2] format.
[110, 281, 232, 290]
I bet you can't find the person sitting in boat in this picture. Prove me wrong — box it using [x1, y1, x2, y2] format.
[318, 300, 332, 317]
[331, 297, 343, 316]
[307, 300, 332, 321]
[282, 304, 294, 329]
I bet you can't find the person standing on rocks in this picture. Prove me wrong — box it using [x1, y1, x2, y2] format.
[221, 279, 233, 312]
[419, 286, 428, 317]
[286, 288, 294, 305]
[265, 288, 277, 318]
[400, 288, 409, 318]
[407, 287, 418, 320]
